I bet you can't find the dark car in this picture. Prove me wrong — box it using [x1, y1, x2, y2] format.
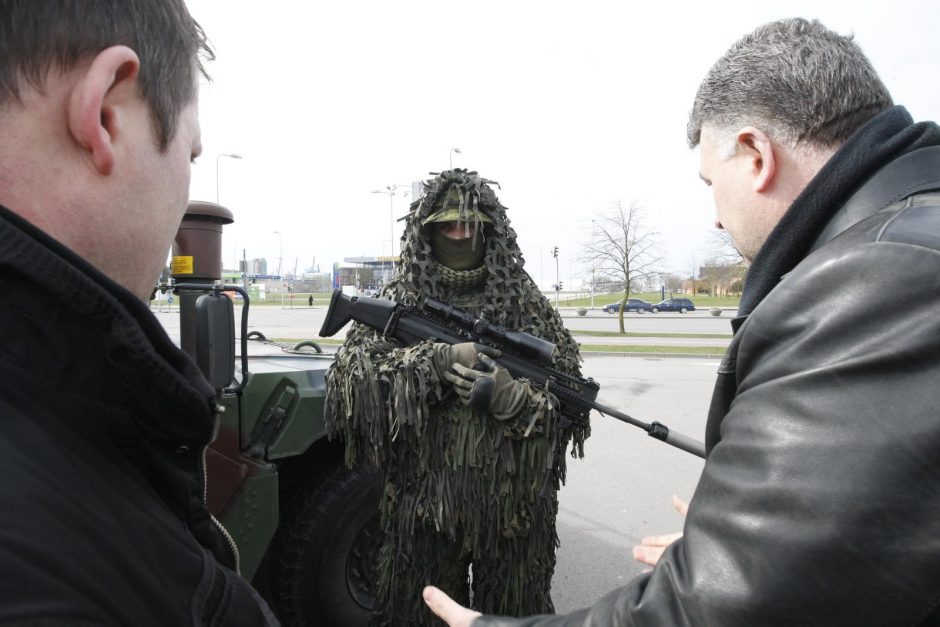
[651, 298, 696, 313]
[602, 298, 652, 314]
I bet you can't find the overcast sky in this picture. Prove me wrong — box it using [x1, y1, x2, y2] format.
[183, 0, 940, 288]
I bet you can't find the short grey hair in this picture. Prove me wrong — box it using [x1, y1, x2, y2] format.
[687, 18, 892, 150]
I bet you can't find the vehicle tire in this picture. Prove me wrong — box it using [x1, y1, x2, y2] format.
[247, 330, 268, 341]
[637, 308, 645, 314]
[651, 307, 659, 313]
[679, 307, 688, 314]
[291, 340, 323, 353]
[271, 465, 383, 627]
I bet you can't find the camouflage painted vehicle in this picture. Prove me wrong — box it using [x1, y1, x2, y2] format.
[169, 202, 379, 627]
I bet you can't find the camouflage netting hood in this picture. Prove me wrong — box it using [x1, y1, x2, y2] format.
[388, 169, 580, 355]
[327, 168, 586, 463]
[324, 169, 588, 623]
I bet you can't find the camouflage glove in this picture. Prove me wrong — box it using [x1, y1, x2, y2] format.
[444, 353, 527, 420]
[431, 342, 498, 379]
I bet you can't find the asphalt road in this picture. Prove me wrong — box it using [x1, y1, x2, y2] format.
[152, 304, 737, 349]
[551, 355, 711, 614]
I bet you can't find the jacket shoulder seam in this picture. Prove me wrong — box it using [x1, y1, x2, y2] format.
[874, 202, 940, 250]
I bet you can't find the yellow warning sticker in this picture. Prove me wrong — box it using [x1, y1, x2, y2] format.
[171, 256, 194, 275]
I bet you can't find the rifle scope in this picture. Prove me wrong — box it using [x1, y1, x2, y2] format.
[422, 297, 557, 364]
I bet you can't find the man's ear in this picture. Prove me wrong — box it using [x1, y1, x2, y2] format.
[67, 46, 141, 176]
[736, 127, 777, 193]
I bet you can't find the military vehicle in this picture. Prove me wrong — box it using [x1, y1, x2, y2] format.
[168, 202, 379, 627]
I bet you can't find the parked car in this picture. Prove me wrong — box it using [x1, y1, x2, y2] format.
[602, 298, 653, 314]
[651, 298, 696, 313]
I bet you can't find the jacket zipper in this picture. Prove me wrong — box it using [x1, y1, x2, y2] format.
[203, 403, 241, 575]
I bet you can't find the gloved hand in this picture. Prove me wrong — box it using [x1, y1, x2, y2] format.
[431, 342, 499, 378]
[444, 353, 527, 419]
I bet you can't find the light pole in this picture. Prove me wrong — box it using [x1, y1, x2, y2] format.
[449, 147, 461, 170]
[215, 153, 242, 204]
[552, 246, 560, 308]
[274, 230, 284, 308]
[371, 185, 410, 283]
[273, 231, 283, 277]
[591, 219, 596, 309]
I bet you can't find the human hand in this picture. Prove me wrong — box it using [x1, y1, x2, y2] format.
[432, 342, 499, 378]
[423, 586, 481, 627]
[631, 495, 689, 567]
[445, 353, 526, 419]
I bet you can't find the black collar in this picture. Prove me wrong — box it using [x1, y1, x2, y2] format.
[0, 204, 216, 445]
[738, 106, 940, 319]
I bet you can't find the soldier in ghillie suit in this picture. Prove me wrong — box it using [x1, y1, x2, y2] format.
[324, 169, 588, 626]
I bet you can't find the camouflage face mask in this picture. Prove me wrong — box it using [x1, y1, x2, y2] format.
[429, 225, 486, 270]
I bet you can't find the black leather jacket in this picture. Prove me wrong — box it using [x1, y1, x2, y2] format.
[475, 147, 940, 626]
[0, 207, 278, 626]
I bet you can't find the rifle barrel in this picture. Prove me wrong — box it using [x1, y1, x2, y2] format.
[590, 400, 706, 459]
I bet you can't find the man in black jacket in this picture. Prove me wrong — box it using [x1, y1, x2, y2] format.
[426, 18, 940, 627]
[0, 2, 277, 625]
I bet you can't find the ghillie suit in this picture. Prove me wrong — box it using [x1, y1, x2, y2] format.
[325, 169, 588, 626]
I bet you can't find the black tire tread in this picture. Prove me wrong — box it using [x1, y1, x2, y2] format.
[271, 465, 381, 627]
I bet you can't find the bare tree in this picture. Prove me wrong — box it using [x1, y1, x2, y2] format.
[583, 201, 663, 333]
[708, 228, 746, 266]
[699, 255, 748, 296]
[700, 229, 748, 296]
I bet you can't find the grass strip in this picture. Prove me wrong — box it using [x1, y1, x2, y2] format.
[579, 344, 727, 355]
[571, 330, 731, 339]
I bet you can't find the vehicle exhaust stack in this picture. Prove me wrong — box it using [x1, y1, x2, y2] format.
[171, 202, 236, 389]
[172, 201, 234, 284]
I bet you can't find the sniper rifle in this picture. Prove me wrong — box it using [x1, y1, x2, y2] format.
[319, 289, 706, 459]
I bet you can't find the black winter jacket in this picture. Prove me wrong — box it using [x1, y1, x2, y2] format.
[475, 113, 940, 626]
[0, 207, 278, 626]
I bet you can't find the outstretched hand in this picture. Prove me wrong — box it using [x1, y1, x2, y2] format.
[423, 586, 481, 627]
[632, 495, 689, 567]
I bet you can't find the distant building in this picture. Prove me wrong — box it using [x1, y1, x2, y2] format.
[235, 258, 268, 276]
[684, 263, 748, 296]
[250, 258, 268, 276]
[341, 255, 399, 290]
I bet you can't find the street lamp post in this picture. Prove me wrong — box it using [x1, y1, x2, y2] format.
[552, 246, 560, 308]
[371, 185, 410, 283]
[273, 231, 283, 277]
[215, 153, 242, 204]
[274, 230, 283, 308]
[449, 147, 461, 170]
[591, 219, 596, 309]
